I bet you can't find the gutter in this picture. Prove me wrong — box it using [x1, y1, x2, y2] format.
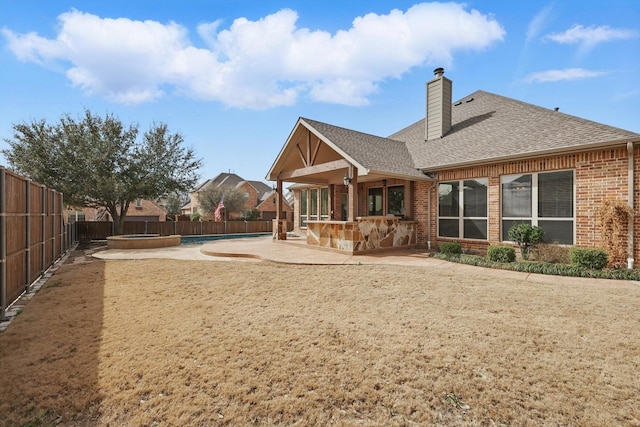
[628, 142, 635, 269]
[421, 137, 640, 173]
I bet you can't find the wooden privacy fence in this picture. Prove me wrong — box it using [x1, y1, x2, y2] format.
[1, 167, 70, 319]
[75, 219, 293, 241]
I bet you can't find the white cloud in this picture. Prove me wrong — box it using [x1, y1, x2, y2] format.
[524, 68, 607, 83]
[544, 24, 638, 53]
[2, 3, 505, 108]
[526, 4, 554, 43]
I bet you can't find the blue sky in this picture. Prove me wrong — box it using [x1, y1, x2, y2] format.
[1, 0, 639, 185]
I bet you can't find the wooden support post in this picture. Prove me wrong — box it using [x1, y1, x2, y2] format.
[275, 179, 286, 240]
[348, 164, 358, 222]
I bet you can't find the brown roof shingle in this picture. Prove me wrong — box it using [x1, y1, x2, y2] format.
[301, 118, 427, 179]
[391, 90, 640, 170]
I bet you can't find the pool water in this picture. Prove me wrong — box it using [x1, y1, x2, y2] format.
[180, 233, 271, 245]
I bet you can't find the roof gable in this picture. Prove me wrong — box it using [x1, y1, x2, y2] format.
[268, 117, 429, 182]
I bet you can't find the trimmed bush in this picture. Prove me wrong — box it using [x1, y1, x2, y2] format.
[507, 223, 543, 260]
[569, 247, 609, 270]
[438, 242, 462, 256]
[487, 245, 516, 263]
[431, 252, 640, 280]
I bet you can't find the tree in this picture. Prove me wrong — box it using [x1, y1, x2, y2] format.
[164, 192, 186, 218]
[2, 109, 202, 234]
[198, 186, 248, 221]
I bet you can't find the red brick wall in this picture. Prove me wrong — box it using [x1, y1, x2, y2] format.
[415, 146, 638, 258]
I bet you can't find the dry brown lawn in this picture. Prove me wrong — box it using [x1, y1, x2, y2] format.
[1, 250, 639, 426]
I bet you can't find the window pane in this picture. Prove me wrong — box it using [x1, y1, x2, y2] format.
[388, 185, 405, 216]
[502, 220, 531, 241]
[439, 182, 459, 217]
[439, 219, 459, 238]
[310, 189, 318, 215]
[464, 219, 487, 240]
[320, 187, 329, 216]
[539, 171, 573, 218]
[300, 190, 307, 216]
[502, 174, 531, 217]
[539, 220, 574, 245]
[464, 179, 487, 217]
[368, 188, 383, 216]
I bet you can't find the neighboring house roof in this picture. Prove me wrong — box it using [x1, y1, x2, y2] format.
[296, 118, 428, 180]
[249, 180, 273, 201]
[391, 90, 640, 171]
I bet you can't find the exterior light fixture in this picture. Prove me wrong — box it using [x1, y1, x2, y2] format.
[343, 175, 352, 186]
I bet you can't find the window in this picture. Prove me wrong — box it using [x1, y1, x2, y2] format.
[388, 185, 405, 217]
[438, 178, 488, 239]
[300, 189, 308, 227]
[310, 188, 318, 221]
[67, 212, 85, 223]
[501, 170, 574, 244]
[299, 187, 329, 226]
[320, 187, 329, 220]
[368, 188, 383, 216]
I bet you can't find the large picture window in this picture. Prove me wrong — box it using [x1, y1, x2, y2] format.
[501, 170, 574, 244]
[438, 178, 488, 239]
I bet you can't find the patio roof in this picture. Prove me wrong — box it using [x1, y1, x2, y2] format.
[267, 117, 431, 184]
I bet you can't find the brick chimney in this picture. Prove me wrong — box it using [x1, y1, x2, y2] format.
[425, 67, 452, 140]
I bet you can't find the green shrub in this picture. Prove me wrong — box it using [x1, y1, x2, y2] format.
[438, 242, 462, 256]
[569, 247, 609, 270]
[507, 223, 543, 260]
[487, 245, 516, 263]
[431, 252, 640, 280]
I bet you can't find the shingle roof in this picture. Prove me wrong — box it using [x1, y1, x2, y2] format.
[391, 90, 640, 170]
[301, 118, 427, 179]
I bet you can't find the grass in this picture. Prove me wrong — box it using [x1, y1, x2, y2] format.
[0, 255, 639, 426]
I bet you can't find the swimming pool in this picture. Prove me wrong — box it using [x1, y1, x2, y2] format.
[180, 233, 271, 245]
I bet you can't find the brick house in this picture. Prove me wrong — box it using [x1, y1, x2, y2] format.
[66, 198, 167, 223]
[267, 68, 640, 261]
[184, 172, 292, 220]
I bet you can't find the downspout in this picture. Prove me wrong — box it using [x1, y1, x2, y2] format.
[628, 142, 635, 269]
[427, 182, 433, 251]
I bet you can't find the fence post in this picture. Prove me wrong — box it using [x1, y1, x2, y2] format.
[245, 220, 248, 234]
[50, 189, 55, 264]
[0, 167, 6, 320]
[41, 185, 46, 276]
[25, 179, 31, 292]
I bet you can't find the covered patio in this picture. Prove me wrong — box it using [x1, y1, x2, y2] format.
[267, 117, 433, 254]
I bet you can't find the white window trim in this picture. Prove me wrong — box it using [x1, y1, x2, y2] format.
[438, 178, 488, 240]
[501, 169, 576, 244]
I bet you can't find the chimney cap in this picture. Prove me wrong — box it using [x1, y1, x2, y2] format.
[433, 67, 444, 77]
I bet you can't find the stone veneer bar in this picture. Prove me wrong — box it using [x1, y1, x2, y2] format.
[306, 217, 417, 254]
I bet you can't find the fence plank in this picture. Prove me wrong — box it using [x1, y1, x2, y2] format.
[1, 168, 70, 317]
[75, 219, 292, 241]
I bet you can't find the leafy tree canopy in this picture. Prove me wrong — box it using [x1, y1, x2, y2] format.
[198, 186, 248, 221]
[2, 109, 202, 234]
